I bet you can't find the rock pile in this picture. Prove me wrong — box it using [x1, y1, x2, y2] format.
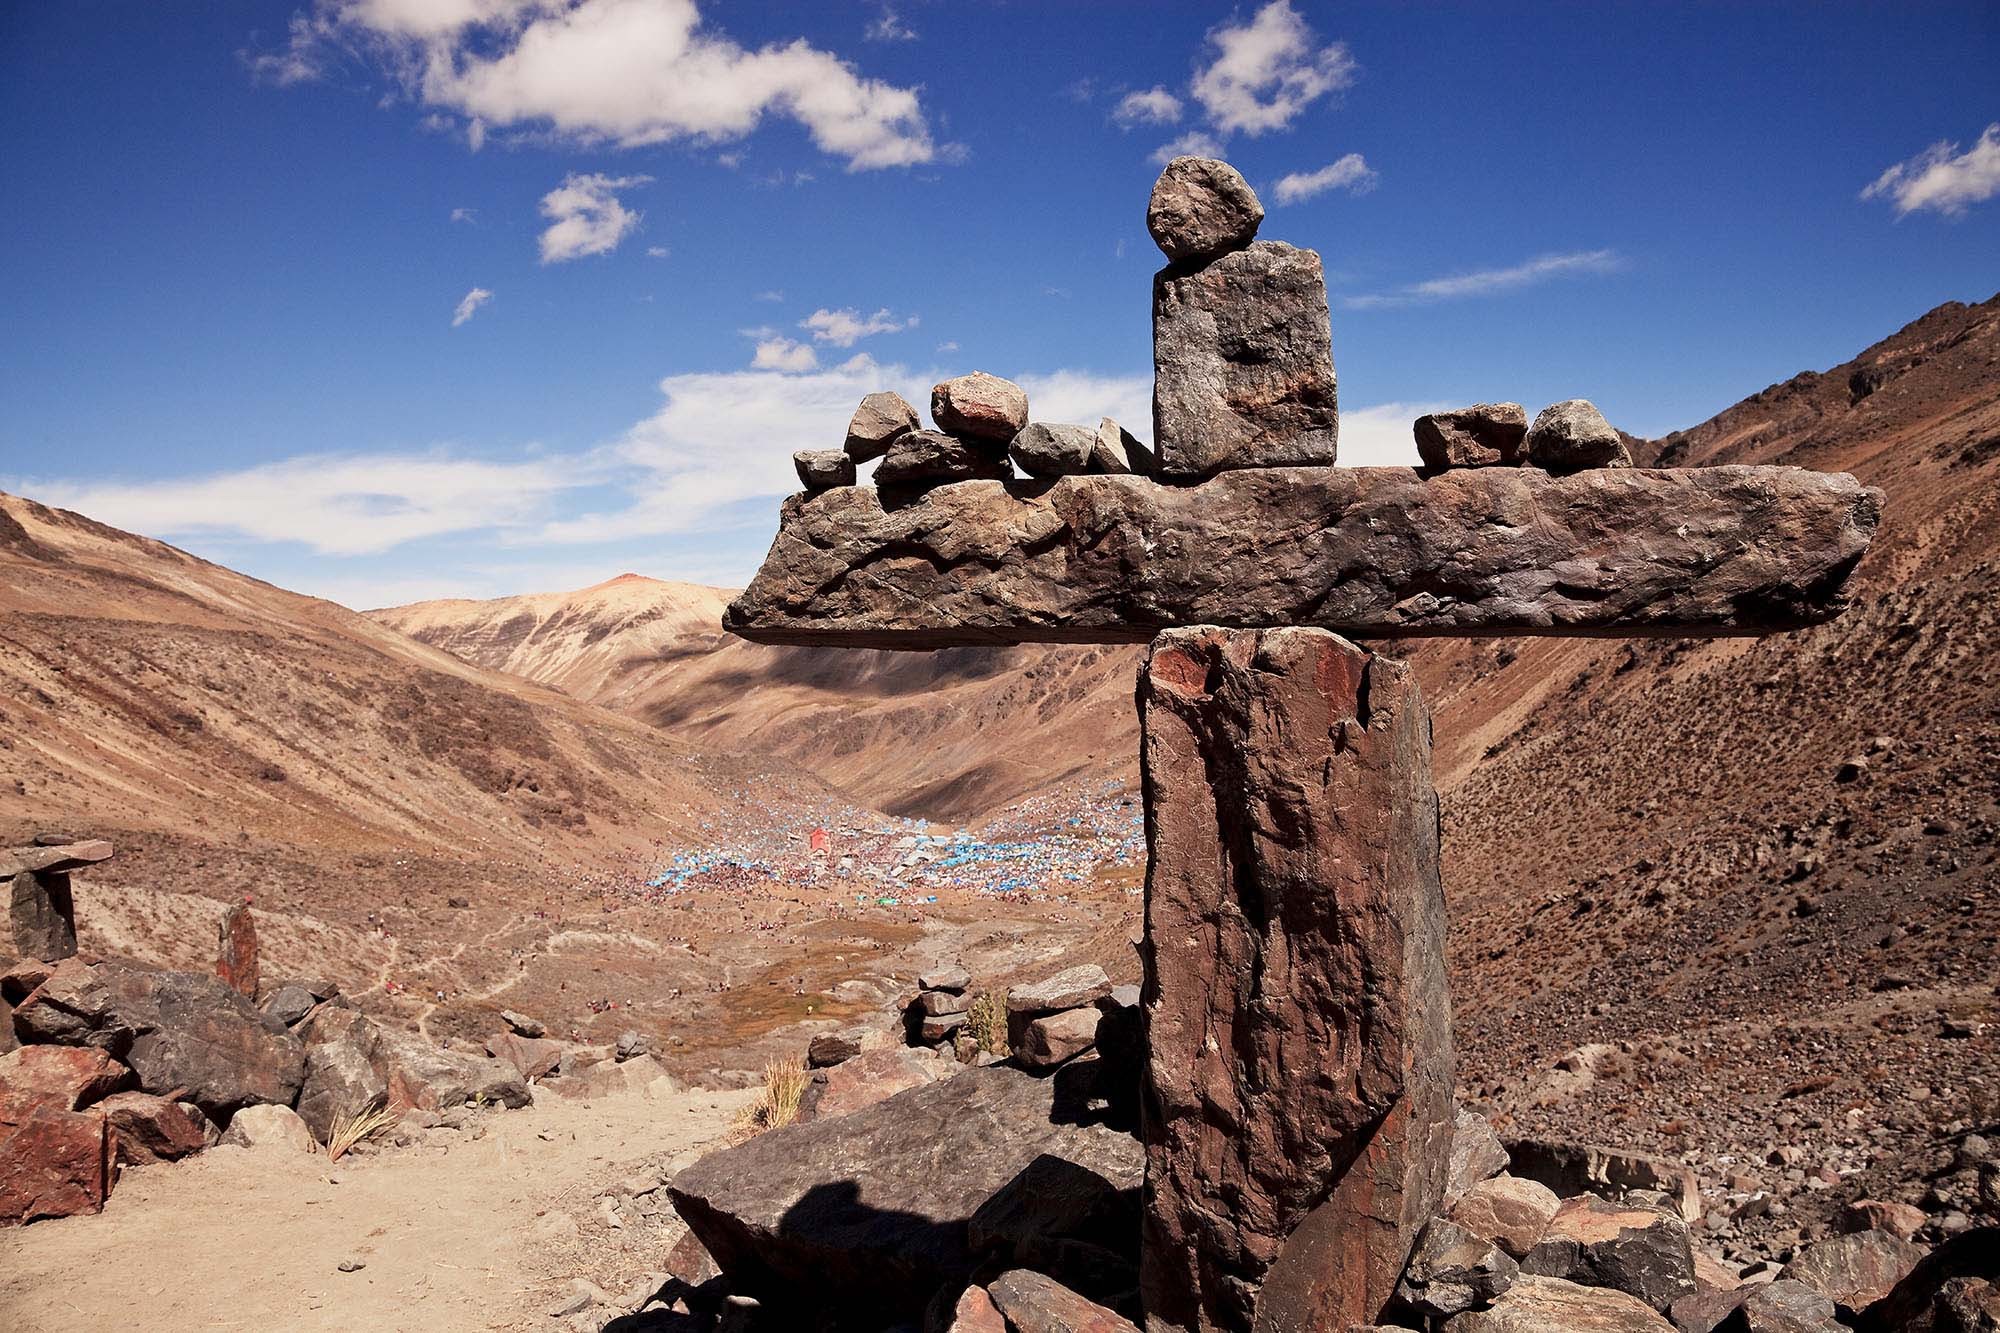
[795, 375, 1152, 498]
[2, 917, 567, 1225]
[1416, 397, 1634, 473]
[909, 964, 975, 1046]
[1006, 963, 1110, 1070]
[5, 836, 111, 965]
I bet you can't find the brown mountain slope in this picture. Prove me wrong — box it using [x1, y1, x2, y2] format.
[372, 577, 1140, 821]
[1390, 294, 2000, 1225]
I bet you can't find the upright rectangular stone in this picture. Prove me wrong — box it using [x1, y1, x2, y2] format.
[8, 870, 77, 963]
[1152, 241, 1337, 477]
[1138, 627, 1453, 1333]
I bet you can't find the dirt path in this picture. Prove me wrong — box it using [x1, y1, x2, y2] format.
[0, 1081, 758, 1332]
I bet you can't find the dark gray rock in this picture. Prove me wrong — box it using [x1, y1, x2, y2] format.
[1152, 240, 1337, 477]
[1856, 1228, 1999, 1332]
[931, 373, 1029, 444]
[7, 869, 76, 963]
[11, 959, 304, 1120]
[1522, 1195, 1698, 1312]
[295, 1007, 388, 1144]
[1146, 156, 1263, 263]
[723, 466, 1881, 649]
[1417, 403, 1530, 469]
[1007, 966, 1111, 1016]
[1009, 423, 1099, 478]
[1714, 1280, 1843, 1333]
[500, 1009, 544, 1039]
[805, 1032, 863, 1069]
[666, 1061, 1142, 1322]
[1013, 1007, 1099, 1069]
[874, 430, 1011, 487]
[1140, 630, 1452, 1332]
[1505, 1139, 1704, 1224]
[1398, 1219, 1521, 1320]
[1526, 399, 1632, 471]
[794, 449, 856, 491]
[259, 984, 316, 1028]
[916, 989, 970, 1017]
[845, 390, 920, 461]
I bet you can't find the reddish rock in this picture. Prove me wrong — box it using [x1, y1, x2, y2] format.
[1416, 403, 1530, 470]
[1838, 1199, 1927, 1242]
[1779, 1229, 1928, 1317]
[946, 1284, 1009, 1333]
[1857, 1229, 2000, 1333]
[931, 372, 1030, 444]
[805, 1032, 863, 1068]
[1138, 628, 1453, 1331]
[99, 1090, 212, 1165]
[1505, 1138, 1704, 1224]
[1450, 1174, 1563, 1259]
[1007, 965, 1113, 1016]
[1, 956, 55, 1003]
[216, 901, 259, 999]
[0, 1044, 132, 1110]
[844, 390, 920, 462]
[0, 1094, 113, 1224]
[1146, 156, 1263, 264]
[1442, 1276, 1675, 1331]
[798, 1046, 943, 1122]
[484, 1031, 564, 1081]
[987, 1267, 1139, 1332]
[1015, 1007, 1101, 1069]
[1715, 1280, 1842, 1332]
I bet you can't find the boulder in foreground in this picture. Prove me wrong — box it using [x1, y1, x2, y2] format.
[667, 1061, 1142, 1322]
[724, 466, 1881, 649]
[12, 959, 304, 1120]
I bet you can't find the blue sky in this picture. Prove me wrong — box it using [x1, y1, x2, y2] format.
[3, 1, 1996, 609]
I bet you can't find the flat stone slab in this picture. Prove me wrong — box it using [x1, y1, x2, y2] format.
[724, 466, 1880, 649]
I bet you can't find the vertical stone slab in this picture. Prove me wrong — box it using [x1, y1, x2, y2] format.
[8, 870, 77, 963]
[1151, 242, 1338, 478]
[1137, 627, 1453, 1333]
[216, 901, 259, 999]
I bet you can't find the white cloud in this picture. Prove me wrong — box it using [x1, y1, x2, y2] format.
[1011, 370, 1151, 436]
[1272, 153, 1377, 204]
[1113, 87, 1183, 128]
[1343, 249, 1624, 309]
[865, 6, 915, 41]
[448, 206, 477, 223]
[753, 289, 784, 302]
[750, 336, 820, 371]
[538, 172, 648, 263]
[24, 451, 585, 558]
[799, 306, 914, 347]
[1332, 402, 1447, 468]
[451, 286, 493, 326]
[1863, 123, 2000, 218]
[260, 0, 940, 171]
[1151, 131, 1224, 166]
[935, 340, 959, 353]
[1191, 1, 1356, 136]
[646, 245, 669, 258]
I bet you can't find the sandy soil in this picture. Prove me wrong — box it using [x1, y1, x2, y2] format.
[0, 1082, 757, 1332]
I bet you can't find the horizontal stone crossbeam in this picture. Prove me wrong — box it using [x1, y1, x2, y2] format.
[724, 465, 1881, 648]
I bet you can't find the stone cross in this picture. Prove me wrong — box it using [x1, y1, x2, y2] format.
[725, 157, 1880, 1333]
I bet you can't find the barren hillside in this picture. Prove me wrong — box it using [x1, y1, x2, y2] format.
[373, 577, 1140, 822]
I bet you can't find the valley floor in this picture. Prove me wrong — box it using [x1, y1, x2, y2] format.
[0, 1080, 757, 1333]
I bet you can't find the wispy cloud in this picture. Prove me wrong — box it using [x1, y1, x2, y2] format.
[1113, 87, 1183, 128]
[1343, 249, 1624, 309]
[865, 5, 916, 42]
[250, 0, 942, 171]
[24, 452, 588, 558]
[538, 172, 649, 263]
[1191, 1, 1356, 136]
[1151, 131, 1225, 166]
[451, 287, 493, 327]
[1271, 154, 1376, 204]
[799, 307, 916, 347]
[1863, 123, 2000, 218]
[448, 206, 476, 224]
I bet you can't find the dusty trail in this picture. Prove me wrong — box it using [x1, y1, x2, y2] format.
[0, 1081, 757, 1332]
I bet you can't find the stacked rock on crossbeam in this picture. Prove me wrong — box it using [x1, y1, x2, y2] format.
[1415, 398, 1635, 473]
[795, 372, 1156, 497]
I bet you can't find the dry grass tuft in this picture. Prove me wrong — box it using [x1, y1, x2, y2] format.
[326, 1097, 398, 1161]
[964, 990, 1008, 1056]
[735, 1058, 809, 1138]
